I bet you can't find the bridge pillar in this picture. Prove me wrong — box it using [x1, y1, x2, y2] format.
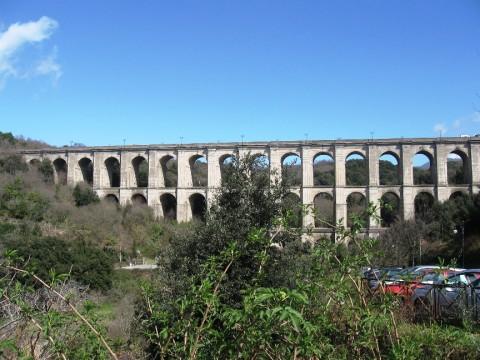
[301, 146, 314, 187]
[120, 151, 129, 188]
[402, 187, 415, 221]
[269, 147, 282, 183]
[177, 150, 191, 188]
[176, 189, 190, 222]
[302, 187, 315, 228]
[435, 143, 448, 186]
[93, 152, 101, 188]
[334, 146, 346, 188]
[207, 148, 221, 189]
[119, 189, 129, 206]
[66, 154, 75, 186]
[401, 145, 414, 221]
[334, 187, 347, 232]
[148, 151, 161, 188]
[368, 144, 380, 228]
[401, 145, 414, 186]
[147, 189, 162, 218]
[471, 142, 480, 194]
[334, 146, 347, 228]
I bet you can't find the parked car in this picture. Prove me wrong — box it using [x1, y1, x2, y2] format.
[381, 266, 441, 300]
[364, 267, 403, 290]
[412, 269, 479, 320]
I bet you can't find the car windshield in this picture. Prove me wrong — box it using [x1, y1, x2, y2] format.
[421, 273, 440, 283]
[384, 268, 403, 278]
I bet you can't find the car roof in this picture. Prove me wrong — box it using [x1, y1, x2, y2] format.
[453, 269, 480, 275]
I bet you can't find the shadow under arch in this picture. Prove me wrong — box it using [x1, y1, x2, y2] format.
[189, 193, 206, 222]
[160, 193, 177, 221]
[105, 157, 120, 187]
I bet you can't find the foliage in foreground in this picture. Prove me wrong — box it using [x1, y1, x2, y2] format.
[0, 252, 117, 360]
[139, 154, 480, 359]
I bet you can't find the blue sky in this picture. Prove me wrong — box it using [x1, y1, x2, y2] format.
[0, 1, 479, 147]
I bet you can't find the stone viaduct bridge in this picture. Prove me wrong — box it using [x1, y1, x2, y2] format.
[20, 137, 480, 234]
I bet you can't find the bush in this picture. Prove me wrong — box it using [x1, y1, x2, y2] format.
[37, 158, 54, 183]
[0, 178, 50, 221]
[73, 182, 100, 207]
[0, 155, 28, 175]
[3, 236, 115, 290]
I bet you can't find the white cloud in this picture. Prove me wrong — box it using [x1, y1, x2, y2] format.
[0, 16, 59, 88]
[35, 46, 62, 83]
[433, 123, 447, 135]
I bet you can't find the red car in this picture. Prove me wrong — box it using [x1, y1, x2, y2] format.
[381, 266, 440, 301]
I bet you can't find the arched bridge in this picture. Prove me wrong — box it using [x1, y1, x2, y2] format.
[20, 137, 480, 234]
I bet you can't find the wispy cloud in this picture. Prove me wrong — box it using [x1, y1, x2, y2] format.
[35, 46, 62, 84]
[0, 16, 59, 89]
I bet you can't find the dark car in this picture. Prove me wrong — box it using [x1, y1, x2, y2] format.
[364, 267, 403, 290]
[412, 269, 480, 320]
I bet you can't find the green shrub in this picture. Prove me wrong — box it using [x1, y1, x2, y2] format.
[0, 155, 28, 175]
[4, 237, 114, 290]
[0, 178, 50, 221]
[73, 182, 100, 207]
[37, 158, 54, 183]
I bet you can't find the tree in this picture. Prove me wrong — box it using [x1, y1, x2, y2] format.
[155, 153, 292, 305]
[0, 178, 50, 221]
[73, 182, 100, 207]
[37, 158, 55, 183]
[0, 154, 28, 175]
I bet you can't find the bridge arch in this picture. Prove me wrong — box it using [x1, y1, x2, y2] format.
[380, 192, 401, 227]
[104, 194, 119, 204]
[132, 156, 148, 188]
[251, 153, 270, 179]
[78, 157, 93, 185]
[346, 192, 368, 228]
[447, 150, 469, 185]
[219, 154, 235, 183]
[313, 192, 334, 228]
[281, 153, 302, 186]
[160, 155, 177, 188]
[160, 193, 177, 220]
[189, 193, 206, 222]
[281, 192, 302, 227]
[379, 152, 401, 185]
[313, 153, 334, 186]
[414, 191, 435, 221]
[346, 152, 368, 186]
[190, 155, 208, 187]
[104, 157, 120, 188]
[29, 158, 41, 168]
[449, 190, 468, 201]
[413, 151, 434, 185]
[131, 193, 147, 206]
[53, 158, 68, 185]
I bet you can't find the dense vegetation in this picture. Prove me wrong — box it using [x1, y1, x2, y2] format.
[0, 133, 479, 359]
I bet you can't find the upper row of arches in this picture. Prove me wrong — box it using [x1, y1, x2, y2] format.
[34, 149, 471, 188]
